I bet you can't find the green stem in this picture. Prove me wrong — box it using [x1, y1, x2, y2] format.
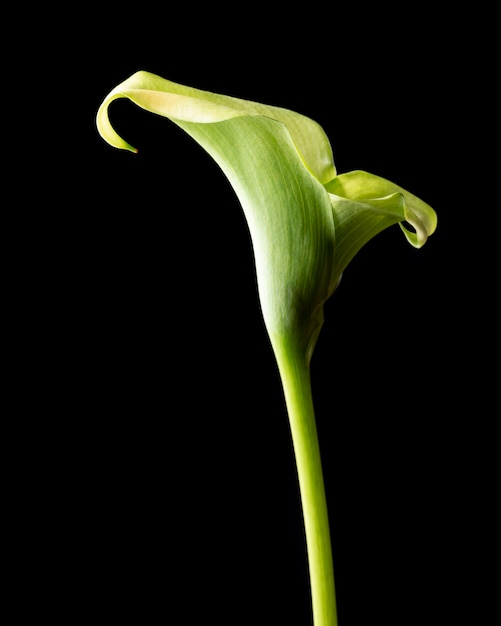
[273, 338, 338, 626]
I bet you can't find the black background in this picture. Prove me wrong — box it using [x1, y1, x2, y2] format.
[12, 4, 496, 625]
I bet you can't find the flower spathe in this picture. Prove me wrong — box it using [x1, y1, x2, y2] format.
[97, 71, 437, 362]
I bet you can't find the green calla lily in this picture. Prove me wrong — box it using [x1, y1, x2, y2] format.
[97, 71, 437, 626]
[97, 71, 436, 363]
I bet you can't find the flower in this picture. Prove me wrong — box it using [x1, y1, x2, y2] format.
[97, 71, 437, 363]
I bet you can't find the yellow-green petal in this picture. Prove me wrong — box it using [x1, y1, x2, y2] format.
[96, 72, 437, 360]
[326, 170, 437, 248]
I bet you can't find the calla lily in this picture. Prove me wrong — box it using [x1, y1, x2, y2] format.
[97, 71, 437, 626]
[97, 71, 436, 363]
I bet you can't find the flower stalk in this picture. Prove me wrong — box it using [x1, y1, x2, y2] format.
[274, 336, 337, 626]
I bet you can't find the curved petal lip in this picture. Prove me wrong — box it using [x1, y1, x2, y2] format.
[96, 71, 337, 184]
